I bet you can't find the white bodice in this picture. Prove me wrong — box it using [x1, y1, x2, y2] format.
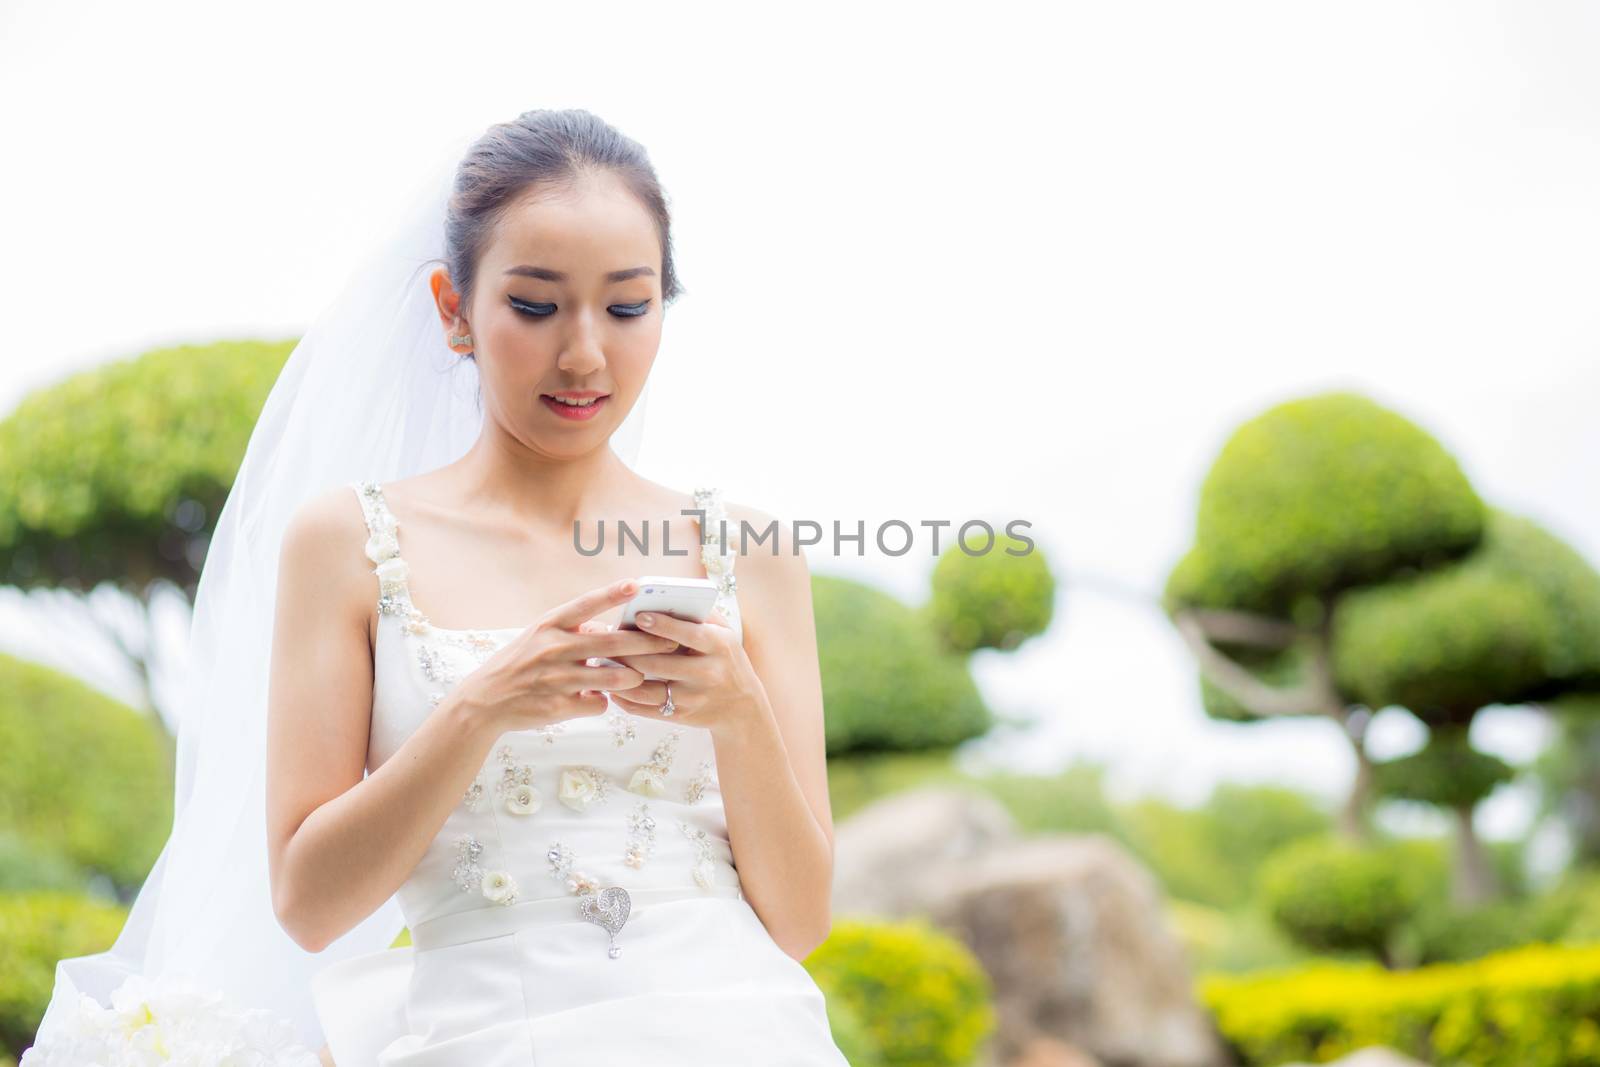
[349, 480, 745, 933]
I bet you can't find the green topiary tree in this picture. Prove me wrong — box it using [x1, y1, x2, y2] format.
[1164, 391, 1488, 838]
[0, 338, 294, 724]
[813, 574, 993, 756]
[0, 653, 173, 895]
[925, 531, 1056, 653]
[803, 916, 996, 1067]
[1531, 693, 1600, 867]
[1258, 836, 1427, 968]
[1335, 509, 1600, 903]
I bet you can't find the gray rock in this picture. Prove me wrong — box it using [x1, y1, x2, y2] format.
[831, 787, 1228, 1067]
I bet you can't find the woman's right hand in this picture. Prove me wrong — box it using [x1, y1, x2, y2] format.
[455, 578, 680, 732]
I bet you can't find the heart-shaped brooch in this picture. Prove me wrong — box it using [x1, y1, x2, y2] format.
[578, 885, 632, 958]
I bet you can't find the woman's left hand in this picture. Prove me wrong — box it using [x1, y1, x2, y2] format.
[600, 608, 768, 737]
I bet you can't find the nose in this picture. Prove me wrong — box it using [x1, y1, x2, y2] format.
[556, 313, 607, 376]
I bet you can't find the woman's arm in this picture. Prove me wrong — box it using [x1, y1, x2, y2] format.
[264, 486, 504, 953]
[710, 506, 837, 961]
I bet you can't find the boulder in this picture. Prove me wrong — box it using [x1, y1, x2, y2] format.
[832, 787, 1227, 1067]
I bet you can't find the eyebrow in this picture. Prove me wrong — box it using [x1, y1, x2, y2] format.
[503, 265, 656, 283]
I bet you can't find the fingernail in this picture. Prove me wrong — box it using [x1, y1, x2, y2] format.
[637, 613, 654, 626]
[622, 581, 637, 595]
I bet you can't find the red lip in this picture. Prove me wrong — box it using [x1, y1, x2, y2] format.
[540, 394, 609, 421]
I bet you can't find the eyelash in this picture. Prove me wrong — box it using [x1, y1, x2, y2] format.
[509, 297, 651, 319]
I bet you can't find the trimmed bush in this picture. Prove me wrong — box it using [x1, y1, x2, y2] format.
[822, 993, 884, 1067]
[813, 575, 992, 755]
[804, 917, 996, 1067]
[0, 655, 172, 892]
[1373, 727, 1514, 811]
[1199, 941, 1600, 1067]
[1258, 837, 1426, 965]
[926, 533, 1055, 653]
[1332, 509, 1600, 722]
[1164, 391, 1484, 619]
[0, 833, 88, 895]
[0, 892, 128, 1058]
[0, 338, 294, 594]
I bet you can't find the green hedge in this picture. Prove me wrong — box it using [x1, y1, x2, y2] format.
[0, 892, 128, 1059]
[0, 655, 172, 892]
[1258, 836, 1427, 964]
[813, 575, 992, 756]
[0, 338, 293, 592]
[926, 533, 1055, 653]
[1332, 509, 1600, 721]
[804, 916, 996, 1067]
[1199, 941, 1600, 1067]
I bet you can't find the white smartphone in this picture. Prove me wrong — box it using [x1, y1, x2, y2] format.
[589, 576, 721, 673]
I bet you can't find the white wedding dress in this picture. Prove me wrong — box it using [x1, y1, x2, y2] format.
[309, 481, 851, 1065]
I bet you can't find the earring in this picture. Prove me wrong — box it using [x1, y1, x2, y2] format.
[450, 333, 473, 347]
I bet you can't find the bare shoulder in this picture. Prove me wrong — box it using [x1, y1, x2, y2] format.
[277, 482, 376, 643]
[719, 497, 804, 568]
[717, 497, 812, 638]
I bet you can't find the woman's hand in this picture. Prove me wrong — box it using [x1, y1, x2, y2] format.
[603, 607, 768, 738]
[456, 579, 680, 733]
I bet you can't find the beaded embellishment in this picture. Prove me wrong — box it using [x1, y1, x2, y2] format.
[462, 772, 486, 813]
[680, 821, 720, 889]
[623, 800, 657, 869]
[451, 835, 518, 906]
[604, 705, 637, 748]
[692, 486, 740, 631]
[495, 744, 540, 815]
[450, 836, 484, 892]
[546, 841, 601, 895]
[684, 759, 717, 804]
[628, 729, 683, 797]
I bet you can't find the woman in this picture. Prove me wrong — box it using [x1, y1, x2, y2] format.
[22, 110, 849, 1066]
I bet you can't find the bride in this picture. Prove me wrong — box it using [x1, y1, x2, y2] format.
[23, 109, 850, 1065]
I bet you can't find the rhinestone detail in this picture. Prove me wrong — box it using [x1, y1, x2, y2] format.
[684, 758, 717, 804]
[496, 743, 540, 815]
[450, 836, 485, 893]
[692, 486, 740, 627]
[546, 840, 601, 896]
[604, 705, 637, 748]
[680, 820, 720, 889]
[627, 728, 683, 797]
[557, 766, 612, 812]
[623, 800, 657, 869]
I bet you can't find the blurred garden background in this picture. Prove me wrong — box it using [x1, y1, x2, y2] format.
[4, 2, 1600, 1066]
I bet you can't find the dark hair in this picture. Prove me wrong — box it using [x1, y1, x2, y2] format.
[442, 108, 682, 366]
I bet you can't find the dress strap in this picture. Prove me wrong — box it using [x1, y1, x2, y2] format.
[691, 486, 741, 632]
[349, 481, 415, 616]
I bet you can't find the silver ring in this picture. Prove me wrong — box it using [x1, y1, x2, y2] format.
[661, 681, 675, 717]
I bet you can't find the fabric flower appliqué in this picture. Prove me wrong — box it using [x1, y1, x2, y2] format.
[505, 783, 540, 815]
[481, 869, 519, 905]
[628, 766, 667, 797]
[374, 555, 409, 592]
[558, 766, 611, 812]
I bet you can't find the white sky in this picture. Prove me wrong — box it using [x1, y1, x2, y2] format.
[2, 0, 1597, 862]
